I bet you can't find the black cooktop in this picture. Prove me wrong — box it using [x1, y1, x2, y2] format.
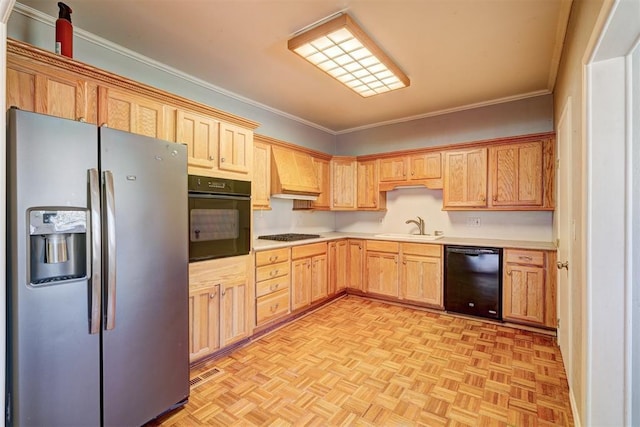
[258, 233, 321, 242]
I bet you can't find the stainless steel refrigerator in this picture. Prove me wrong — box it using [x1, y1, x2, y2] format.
[6, 108, 190, 426]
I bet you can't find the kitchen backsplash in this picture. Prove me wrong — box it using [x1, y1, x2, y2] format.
[254, 187, 553, 242]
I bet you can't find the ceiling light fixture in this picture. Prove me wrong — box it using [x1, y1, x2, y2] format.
[288, 13, 410, 97]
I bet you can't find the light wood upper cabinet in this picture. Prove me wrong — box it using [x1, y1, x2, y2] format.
[400, 243, 443, 308]
[176, 110, 218, 170]
[357, 159, 386, 210]
[99, 87, 168, 139]
[410, 152, 442, 181]
[312, 157, 331, 210]
[489, 141, 543, 207]
[331, 157, 357, 210]
[218, 122, 252, 176]
[379, 156, 408, 182]
[443, 148, 488, 208]
[252, 140, 271, 210]
[503, 249, 556, 328]
[7, 65, 98, 123]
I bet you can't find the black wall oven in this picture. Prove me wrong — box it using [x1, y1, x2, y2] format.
[188, 175, 251, 262]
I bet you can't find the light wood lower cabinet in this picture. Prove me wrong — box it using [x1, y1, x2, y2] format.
[400, 243, 443, 308]
[503, 249, 556, 328]
[328, 240, 348, 294]
[347, 240, 365, 290]
[188, 284, 220, 362]
[291, 243, 327, 311]
[365, 240, 400, 297]
[188, 255, 251, 362]
[255, 248, 291, 327]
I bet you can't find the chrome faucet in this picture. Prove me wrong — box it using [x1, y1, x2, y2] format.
[405, 216, 426, 235]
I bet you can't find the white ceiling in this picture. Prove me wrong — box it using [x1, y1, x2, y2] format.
[16, 0, 573, 133]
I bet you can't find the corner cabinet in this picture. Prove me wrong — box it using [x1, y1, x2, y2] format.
[503, 249, 557, 328]
[188, 255, 252, 362]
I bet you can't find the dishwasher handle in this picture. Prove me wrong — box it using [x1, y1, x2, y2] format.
[446, 246, 500, 256]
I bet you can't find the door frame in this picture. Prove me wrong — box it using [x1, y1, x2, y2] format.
[556, 96, 573, 385]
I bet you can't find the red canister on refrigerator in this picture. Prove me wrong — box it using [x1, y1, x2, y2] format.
[55, 2, 73, 57]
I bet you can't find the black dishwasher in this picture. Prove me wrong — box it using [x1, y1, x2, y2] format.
[444, 246, 503, 320]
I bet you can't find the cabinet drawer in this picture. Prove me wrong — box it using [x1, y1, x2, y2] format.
[256, 275, 290, 298]
[256, 248, 290, 266]
[401, 242, 441, 257]
[366, 240, 399, 253]
[292, 242, 327, 259]
[256, 289, 290, 325]
[505, 249, 545, 266]
[256, 261, 289, 282]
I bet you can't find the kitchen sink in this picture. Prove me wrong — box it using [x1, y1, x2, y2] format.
[374, 233, 444, 241]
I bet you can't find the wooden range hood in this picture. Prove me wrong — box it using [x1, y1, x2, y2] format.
[270, 145, 320, 201]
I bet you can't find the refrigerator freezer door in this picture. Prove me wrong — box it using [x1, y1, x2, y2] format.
[100, 127, 189, 426]
[6, 109, 101, 426]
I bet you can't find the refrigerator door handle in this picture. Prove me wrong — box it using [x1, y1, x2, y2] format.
[104, 170, 117, 330]
[89, 169, 102, 334]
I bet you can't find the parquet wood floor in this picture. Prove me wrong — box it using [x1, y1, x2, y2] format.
[151, 296, 573, 426]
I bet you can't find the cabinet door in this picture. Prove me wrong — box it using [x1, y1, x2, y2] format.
[253, 141, 271, 209]
[365, 252, 399, 297]
[357, 159, 380, 209]
[347, 240, 364, 290]
[379, 156, 407, 182]
[220, 281, 249, 347]
[291, 258, 311, 310]
[335, 240, 348, 292]
[311, 254, 328, 302]
[401, 254, 443, 307]
[100, 87, 167, 139]
[312, 157, 331, 209]
[188, 285, 220, 362]
[443, 148, 488, 208]
[410, 152, 441, 180]
[490, 141, 543, 207]
[331, 157, 357, 209]
[218, 122, 252, 175]
[7, 66, 97, 123]
[176, 110, 218, 170]
[503, 264, 545, 325]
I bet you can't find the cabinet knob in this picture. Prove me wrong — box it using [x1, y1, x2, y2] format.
[411, 171, 415, 176]
[101, 123, 109, 128]
[78, 117, 86, 123]
[493, 195, 497, 202]
[506, 269, 512, 276]
[481, 195, 486, 202]
[220, 157, 226, 163]
[221, 289, 227, 296]
[209, 155, 214, 161]
[209, 292, 217, 298]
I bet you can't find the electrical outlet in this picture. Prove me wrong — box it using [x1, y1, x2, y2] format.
[466, 216, 481, 227]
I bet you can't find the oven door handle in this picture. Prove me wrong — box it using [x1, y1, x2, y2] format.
[188, 193, 250, 201]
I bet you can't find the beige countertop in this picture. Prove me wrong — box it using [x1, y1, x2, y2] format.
[253, 232, 557, 252]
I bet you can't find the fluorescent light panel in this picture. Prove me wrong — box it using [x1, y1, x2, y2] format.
[288, 14, 410, 97]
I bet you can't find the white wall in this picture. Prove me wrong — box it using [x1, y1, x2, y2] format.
[253, 198, 335, 236]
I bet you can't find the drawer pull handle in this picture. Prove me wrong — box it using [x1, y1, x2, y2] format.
[519, 256, 533, 261]
[270, 303, 279, 313]
[270, 269, 279, 277]
[270, 283, 279, 291]
[269, 255, 278, 262]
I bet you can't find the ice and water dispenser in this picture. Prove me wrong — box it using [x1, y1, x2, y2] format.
[28, 208, 88, 285]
